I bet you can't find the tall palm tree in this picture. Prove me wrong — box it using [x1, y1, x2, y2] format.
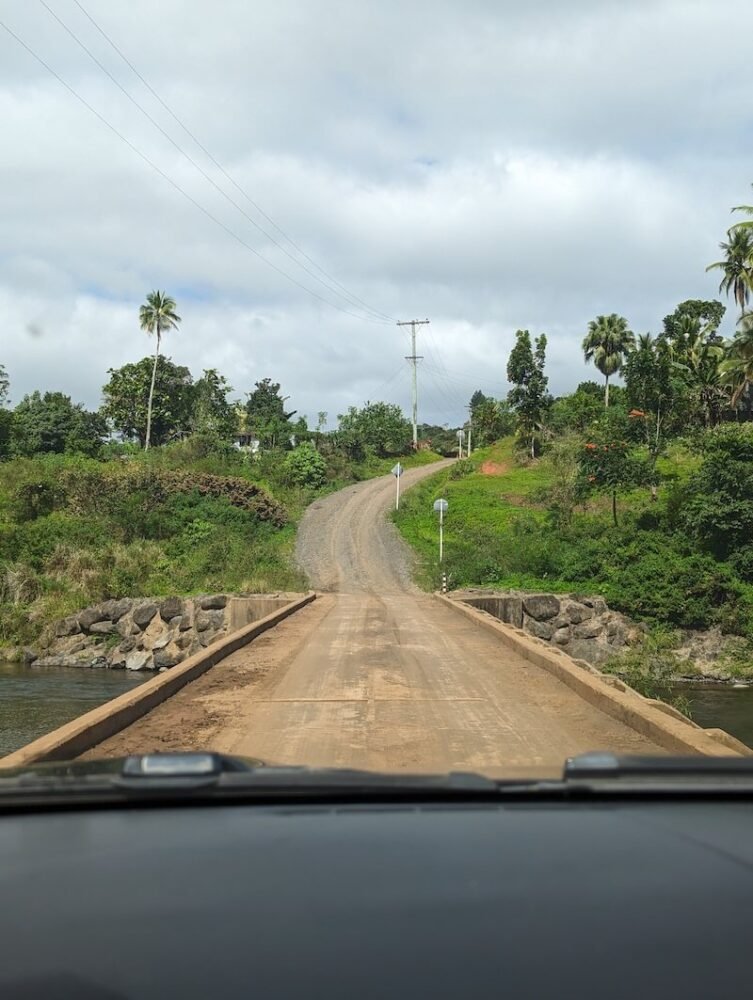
[582, 314, 635, 406]
[706, 227, 753, 320]
[139, 290, 181, 449]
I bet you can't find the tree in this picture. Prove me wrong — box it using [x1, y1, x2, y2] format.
[102, 356, 194, 446]
[245, 379, 297, 450]
[0, 365, 9, 459]
[662, 299, 726, 342]
[472, 398, 515, 447]
[191, 369, 237, 439]
[706, 228, 753, 325]
[506, 330, 550, 458]
[139, 290, 181, 450]
[10, 391, 106, 457]
[675, 424, 753, 560]
[549, 382, 604, 434]
[623, 335, 685, 489]
[337, 401, 411, 458]
[582, 314, 635, 406]
[578, 409, 652, 526]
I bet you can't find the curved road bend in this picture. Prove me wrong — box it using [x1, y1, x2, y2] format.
[87, 461, 662, 773]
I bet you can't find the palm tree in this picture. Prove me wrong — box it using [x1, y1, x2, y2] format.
[706, 227, 753, 320]
[582, 314, 635, 406]
[139, 290, 181, 449]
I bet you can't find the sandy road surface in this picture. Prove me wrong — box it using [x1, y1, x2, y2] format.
[88, 462, 661, 771]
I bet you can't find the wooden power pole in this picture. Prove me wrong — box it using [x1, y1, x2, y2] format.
[397, 318, 430, 448]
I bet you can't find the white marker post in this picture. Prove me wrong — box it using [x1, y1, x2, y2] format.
[392, 462, 404, 510]
[433, 498, 448, 563]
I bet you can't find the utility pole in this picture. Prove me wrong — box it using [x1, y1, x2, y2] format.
[397, 318, 430, 449]
[466, 407, 472, 456]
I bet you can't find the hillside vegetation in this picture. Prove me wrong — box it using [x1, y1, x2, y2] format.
[0, 442, 441, 652]
[394, 434, 753, 641]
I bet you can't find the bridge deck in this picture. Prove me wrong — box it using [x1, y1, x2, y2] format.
[85, 458, 663, 774]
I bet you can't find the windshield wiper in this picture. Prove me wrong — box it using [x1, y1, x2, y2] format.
[0, 752, 504, 809]
[4, 752, 753, 811]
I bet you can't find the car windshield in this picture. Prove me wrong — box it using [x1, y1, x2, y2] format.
[1, 0, 752, 782]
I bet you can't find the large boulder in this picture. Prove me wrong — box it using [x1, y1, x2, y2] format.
[99, 598, 133, 622]
[125, 650, 154, 671]
[573, 620, 604, 640]
[132, 602, 159, 629]
[159, 597, 185, 621]
[117, 614, 139, 638]
[567, 639, 613, 666]
[561, 600, 593, 625]
[522, 595, 560, 621]
[524, 618, 555, 641]
[89, 621, 118, 636]
[151, 630, 173, 651]
[54, 616, 81, 638]
[78, 606, 108, 631]
[195, 609, 225, 632]
[580, 596, 608, 616]
[153, 644, 183, 669]
[199, 594, 227, 610]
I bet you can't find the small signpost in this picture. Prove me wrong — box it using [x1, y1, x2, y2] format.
[392, 462, 403, 510]
[433, 498, 448, 563]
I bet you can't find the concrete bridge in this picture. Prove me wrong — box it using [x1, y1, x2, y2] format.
[3, 461, 745, 773]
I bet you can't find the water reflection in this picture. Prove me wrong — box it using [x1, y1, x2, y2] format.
[0, 660, 148, 757]
[673, 684, 753, 750]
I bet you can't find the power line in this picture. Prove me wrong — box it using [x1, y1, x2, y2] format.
[36, 0, 391, 325]
[421, 361, 507, 394]
[67, 0, 395, 324]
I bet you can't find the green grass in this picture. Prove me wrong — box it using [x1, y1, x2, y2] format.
[393, 439, 557, 590]
[393, 437, 753, 640]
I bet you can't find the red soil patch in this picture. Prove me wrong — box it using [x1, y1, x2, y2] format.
[480, 461, 509, 476]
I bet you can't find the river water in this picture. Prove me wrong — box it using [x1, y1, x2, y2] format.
[673, 684, 753, 750]
[0, 660, 148, 757]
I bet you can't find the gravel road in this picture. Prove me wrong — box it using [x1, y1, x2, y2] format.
[88, 462, 662, 774]
[295, 460, 454, 593]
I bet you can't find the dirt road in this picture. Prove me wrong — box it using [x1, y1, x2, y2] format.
[88, 462, 661, 772]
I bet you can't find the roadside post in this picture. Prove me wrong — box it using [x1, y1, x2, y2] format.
[433, 498, 448, 564]
[392, 462, 403, 510]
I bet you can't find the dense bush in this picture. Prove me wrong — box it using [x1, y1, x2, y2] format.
[283, 443, 327, 489]
[674, 424, 753, 559]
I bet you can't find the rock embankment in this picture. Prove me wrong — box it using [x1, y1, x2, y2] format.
[457, 590, 647, 665]
[33, 594, 233, 671]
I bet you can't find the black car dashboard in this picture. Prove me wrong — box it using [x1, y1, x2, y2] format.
[0, 779, 751, 999]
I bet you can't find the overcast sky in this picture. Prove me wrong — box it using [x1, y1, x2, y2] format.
[1, 0, 751, 428]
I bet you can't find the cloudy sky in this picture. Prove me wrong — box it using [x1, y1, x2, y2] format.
[1, 0, 751, 428]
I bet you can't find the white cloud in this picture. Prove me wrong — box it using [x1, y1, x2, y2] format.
[0, 0, 751, 427]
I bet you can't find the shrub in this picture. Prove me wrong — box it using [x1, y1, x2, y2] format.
[283, 443, 327, 489]
[449, 459, 475, 480]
